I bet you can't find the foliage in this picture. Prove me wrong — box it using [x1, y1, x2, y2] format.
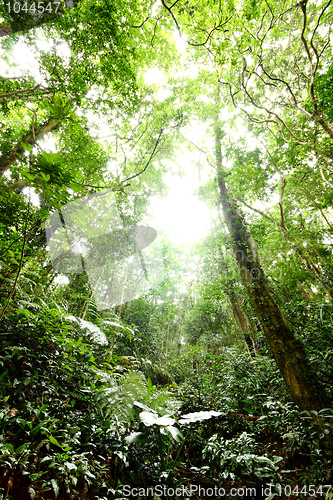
[0, 296, 177, 497]
[203, 431, 284, 483]
[1, 0, 333, 495]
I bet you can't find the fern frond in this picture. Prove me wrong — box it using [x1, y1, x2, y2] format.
[94, 371, 147, 426]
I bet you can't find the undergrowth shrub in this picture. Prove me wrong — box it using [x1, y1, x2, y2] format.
[168, 345, 289, 414]
[0, 297, 178, 498]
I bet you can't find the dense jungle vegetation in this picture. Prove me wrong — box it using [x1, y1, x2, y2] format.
[1, 0, 333, 498]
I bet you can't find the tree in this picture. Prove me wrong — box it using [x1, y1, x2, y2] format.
[213, 80, 329, 411]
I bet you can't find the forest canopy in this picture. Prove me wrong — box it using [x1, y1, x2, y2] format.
[0, 0, 333, 498]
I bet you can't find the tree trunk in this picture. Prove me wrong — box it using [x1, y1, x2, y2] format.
[217, 245, 259, 355]
[296, 279, 314, 302]
[227, 287, 255, 357]
[0, 25, 12, 37]
[214, 82, 329, 412]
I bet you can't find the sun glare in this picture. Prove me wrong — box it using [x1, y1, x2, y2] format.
[173, 31, 187, 53]
[143, 67, 165, 86]
[149, 174, 211, 246]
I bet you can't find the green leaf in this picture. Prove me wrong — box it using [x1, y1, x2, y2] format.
[179, 411, 222, 424]
[40, 172, 51, 182]
[50, 479, 59, 498]
[125, 431, 145, 444]
[167, 425, 183, 442]
[64, 461, 77, 470]
[134, 401, 155, 412]
[139, 411, 175, 427]
[16, 442, 30, 455]
[48, 435, 62, 448]
[20, 142, 32, 152]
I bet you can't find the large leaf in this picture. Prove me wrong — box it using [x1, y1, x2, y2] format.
[139, 411, 175, 427]
[134, 401, 156, 413]
[178, 411, 222, 425]
[50, 479, 59, 498]
[125, 431, 145, 444]
[66, 316, 107, 345]
[166, 425, 183, 442]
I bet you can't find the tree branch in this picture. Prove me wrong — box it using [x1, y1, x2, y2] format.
[278, 174, 288, 231]
[0, 84, 42, 99]
[0, 116, 61, 176]
[179, 132, 215, 169]
[121, 128, 164, 183]
[131, 16, 150, 28]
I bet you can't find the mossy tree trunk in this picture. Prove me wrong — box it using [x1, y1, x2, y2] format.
[214, 83, 329, 412]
